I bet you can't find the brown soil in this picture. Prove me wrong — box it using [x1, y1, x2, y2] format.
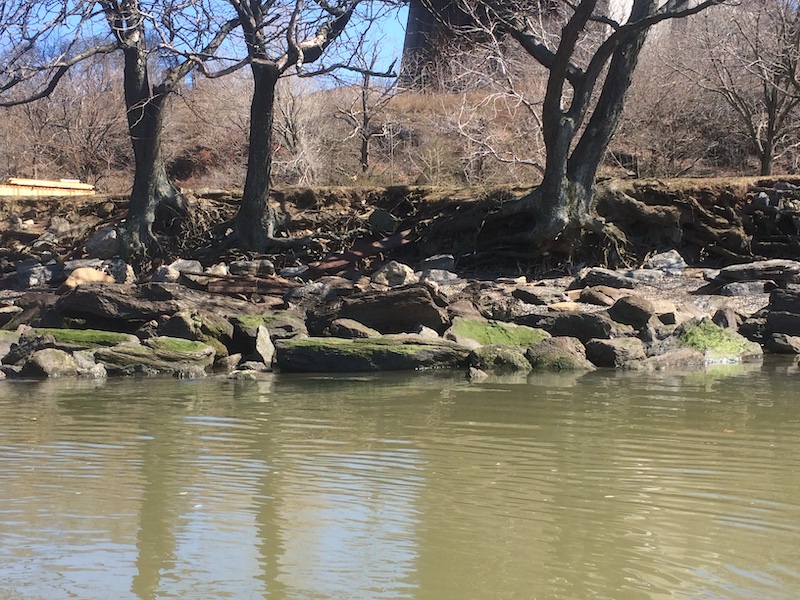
[2, 176, 799, 279]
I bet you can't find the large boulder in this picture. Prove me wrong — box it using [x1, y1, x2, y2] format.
[274, 336, 470, 372]
[608, 295, 657, 329]
[517, 311, 632, 343]
[94, 336, 216, 377]
[469, 345, 531, 373]
[308, 285, 449, 335]
[585, 337, 647, 368]
[525, 337, 596, 371]
[678, 318, 763, 363]
[157, 309, 234, 357]
[19, 348, 77, 378]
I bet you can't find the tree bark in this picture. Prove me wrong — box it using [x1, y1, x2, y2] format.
[120, 43, 185, 267]
[232, 63, 281, 252]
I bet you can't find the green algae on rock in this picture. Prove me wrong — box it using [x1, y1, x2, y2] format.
[275, 336, 470, 372]
[449, 317, 550, 347]
[678, 318, 762, 362]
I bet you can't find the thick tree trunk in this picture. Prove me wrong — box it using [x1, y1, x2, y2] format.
[491, 22, 650, 256]
[120, 45, 184, 267]
[232, 64, 281, 252]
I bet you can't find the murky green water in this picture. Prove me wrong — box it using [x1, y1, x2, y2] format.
[1, 361, 800, 599]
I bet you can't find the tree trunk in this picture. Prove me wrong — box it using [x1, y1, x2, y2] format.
[491, 22, 650, 256]
[121, 44, 184, 267]
[232, 63, 280, 252]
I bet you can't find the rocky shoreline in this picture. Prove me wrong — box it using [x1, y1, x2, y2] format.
[6, 178, 800, 380]
[2, 248, 799, 380]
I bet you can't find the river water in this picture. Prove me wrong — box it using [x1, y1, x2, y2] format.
[1, 361, 800, 600]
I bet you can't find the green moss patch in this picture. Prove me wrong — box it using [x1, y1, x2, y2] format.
[146, 337, 211, 353]
[451, 317, 549, 346]
[35, 328, 133, 347]
[678, 319, 760, 360]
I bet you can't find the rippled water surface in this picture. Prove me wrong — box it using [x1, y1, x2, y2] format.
[2, 362, 800, 599]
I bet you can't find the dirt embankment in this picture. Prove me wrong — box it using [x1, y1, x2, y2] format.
[2, 176, 800, 277]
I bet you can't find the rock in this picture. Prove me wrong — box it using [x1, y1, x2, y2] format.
[625, 269, 664, 282]
[548, 301, 582, 312]
[2, 333, 56, 366]
[157, 309, 234, 358]
[677, 318, 763, 363]
[720, 281, 774, 296]
[17, 259, 63, 289]
[95, 337, 216, 376]
[168, 259, 203, 274]
[280, 265, 309, 278]
[420, 254, 455, 271]
[328, 318, 382, 339]
[231, 312, 307, 343]
[512, 286, 568, 305]
[285, 282, 335, 310]
[419, 269, 461, 284]
[371, 261, 419, 287]
[766, 333, 800, 354]
[608, 295, 656, 329]
[368, 208, 398, 236]
[19, 348, 77, 378]
[475, 289, 538, 321]
[73, 350, 108, 378]
[579, 286, 620, 307]
[255, 325, 275, 367]
[205, 263, 230, 277]
[57, 267, 115, 293]
[274, 336, 471, 372]
[444, 317, 550, 347]
[308, 285, 449, 335]
[216, 353, 242, 372]
[569, 267, 638, 290]
[630, 348, 707, 371]
[85, 226, 120, 259]
[0, 330, 20, 360]
[716, 259, 800, 283]
[518, 311, 631, 343]
[150, 266, 181, 283]
[525, 337, 596, 371]
[230, 259, 275, 277]
[469, 345, 531, 373]
[0, 305, 23, 327]
[644, 249, 688, 274]
[105, 259, 135, 284]
[414, 325, 440, 339]
[585, 337, 647, 368]
[712, 307, 742, 330]
[467, 367, 489, 382]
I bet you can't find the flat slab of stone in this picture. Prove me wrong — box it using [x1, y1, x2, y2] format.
[716, 259, 800, 283]
[518, 311, 631, 343]
[275, 336, 470, 372]
[569, 267, 638, 290]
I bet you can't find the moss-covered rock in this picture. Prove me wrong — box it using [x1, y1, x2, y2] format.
[34, 328, 135, 348]
[448, 317, 550, 347]
[94, 336, 216, 376]
[469, 345, 532, 373]
[525, 337, 596, 372]
[275, 336, 470, 372]
[157, 309, 234, 357]
[678, 318, 762, 362]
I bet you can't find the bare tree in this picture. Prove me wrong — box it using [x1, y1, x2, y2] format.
[426, 0, 722, 260]
[682, 0, 800, 176]
[213, 0, 396, 252]
[0, 0, 238, 266]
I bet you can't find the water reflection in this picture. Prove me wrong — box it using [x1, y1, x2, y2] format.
[0, 366, 799, 599]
